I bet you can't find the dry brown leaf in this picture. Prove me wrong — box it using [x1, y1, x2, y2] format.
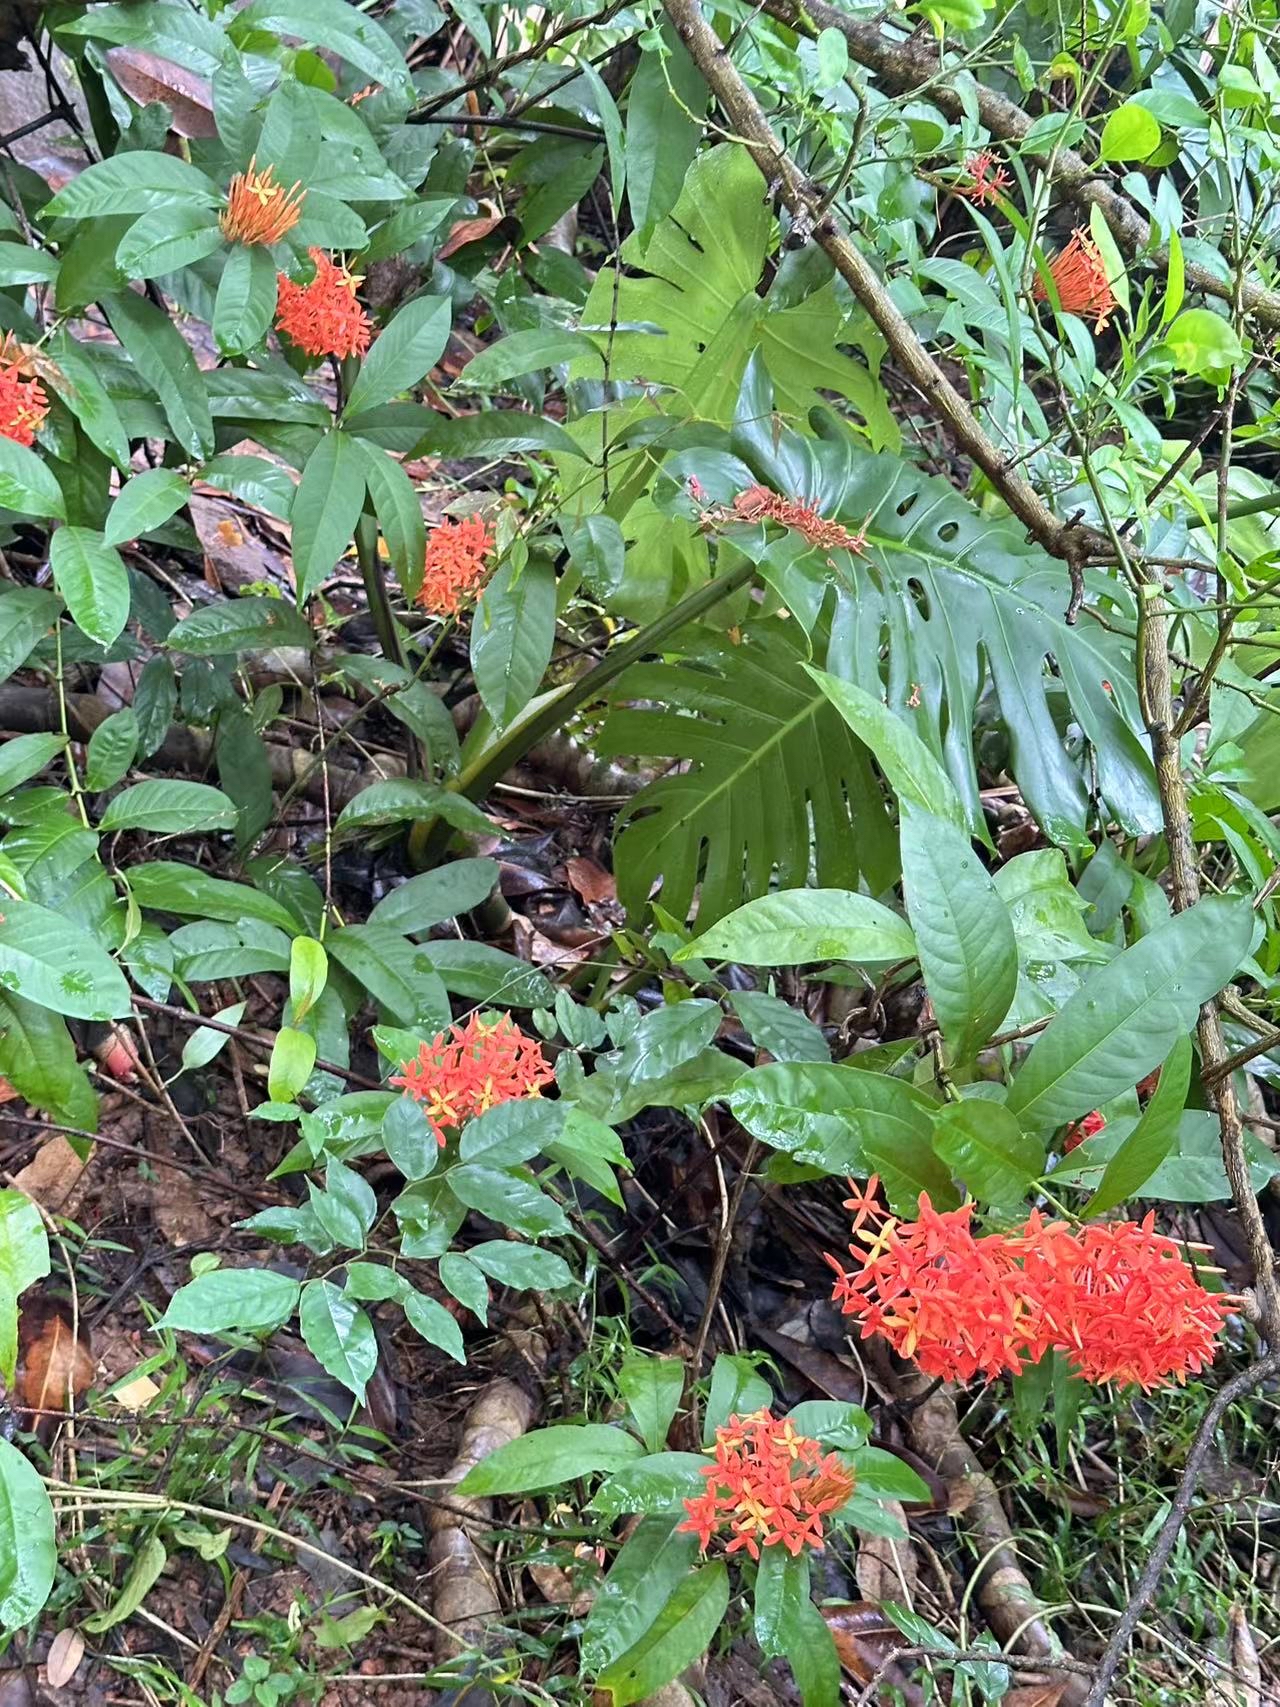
[1227, 1605, 1262, 1707]
[11, 1135, 90, 1214]
[438, 216, 504, 259]
[189, 493, 288, 592]
[565, 855, 616, 906]
[16, 1298, 94, 1427]
[44, 1628, 84, 1689]
[0, 1078, 18, 1105]
[103, 47, 216, 135]
[1003, 1685, 1066, 1707]
[822, 1602, 924, 1706]
[854, 1501, 918, 1604]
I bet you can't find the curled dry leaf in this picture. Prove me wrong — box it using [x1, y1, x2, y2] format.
[437, 216, 507, 260]
[44, 1628, 85, 1690]
[821, 1602, 925, 1707]
[565, 856, 617, 907]
[16, 1297, 94, 1431]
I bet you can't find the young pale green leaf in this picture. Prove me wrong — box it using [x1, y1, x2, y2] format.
[180, 1000, 247, 1073]
[1165, 308, 1245, 379]
[99, 780, 237, 834]
[804, 668, 968, 829]
[289, 937, 328, 1021]
[292, 433, 366, 604]
[213, 244, 279, 356]
[900, 809, 1017, 1061]
[1007, 896, 1253, 1134]
[268, 1027, 318, 1102]
[158, 1267, 300, 1334]
[0, 439, 65, 520]
[343, 296, 451, 419]
[0, 1192, 49, 1387]
[0, 898, 131, 1019]
[1084, 1033, 1192, 1216]
[617, 1356, 684, 1454]
[168, 596, 313, 656]
[931, 1099, 1044, 1208]
[727, 1061, 935, 1177]
[1099, 101, 1161, 161]
[679, 888, 915, 968]
[104, 469, 189, 547]
[43, 151, 219, 219]
[50, 527, 130, 647]
[472, 558, 557, 731]
[596, 1562, 728, 1707]
[115, 204, 223, 280]
[299, 1278, 377, 1401]
[458, 1424, 644, 1497]
[0, 733, 67, 795]
[0, 1437, 56, 1632]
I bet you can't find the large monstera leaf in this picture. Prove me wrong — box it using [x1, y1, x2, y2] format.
[597, 622, 898, 925]
[655, 358, 1158, 850]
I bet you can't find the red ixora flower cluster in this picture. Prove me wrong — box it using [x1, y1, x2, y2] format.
[416, 515, 495, 617]
[1063, 1108, 1106, 1153]
[0, 335, 48, 447]
[276, 249, 371, 359]
[679, 1410, 856, 1560]
[731, 485, 865, 555]
[827, 1181, 1235, 1391]
[1032, 228, 1117, 333]
[390, 1013, 553, 1146]
[959, 149, 1011, 206]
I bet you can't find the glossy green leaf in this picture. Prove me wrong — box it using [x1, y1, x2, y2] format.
[1099, 102, 1161, 161]
[730, 990, 829, 1062]
[596, 1561, 728, 1707]
[104, 469, 189, 547]
[1084, 1033, 1192, 1216]
[472, 557, 557, 731]
[104, 288, 213, 459]
[82, 1534, 167, 1633]
[617, 1355, 684, 1453]
[457, 1423, 644, 1496]
[99, 780, 236, 834]
[458, 330, 601, 389]
[213, 243, 279, 356]
[931, 1099, 1044, 1207]
[449, 1165, 570, 1237]
[43, 151, 219, 219]
[268, 1026, 318, 1102]
[238, 0, 413, 97]
[158, 1267, 300, 1334]
[0, 1192, 49, 1387]
[115, 204, 223, 279]
[405, 409, 588, 461]
[590, 1454, 706, 1518]
[0, 1438, 55, 1631]
[292, 432, 366, 604]
[438, 1252, 489, 1325]
[0, 733, 67, 795]
[368, 859, 498, 934]
[0, 439, 66, 520]
[335, 779, 491, 835]
[344, 295, 451, 419]
[404, 1287, 466, 1362]
[382, 1094, 438, 1181]
[680, 889, 914, 967]
[129, 862, 299, 932]
[299, 1278, 377, 1401]
[805, 669, 967, 829]
[0, 898, 131, 1019]
[356, 442, 426, 595]
[168, 596, 313, 656]
[625, 19, 706, 233]
[726, 1061, 935, 1176]
[467, 1240, 574, 1292]
[49, 527, 129, 647]
[327, 923, 450, 1030]
[582, 1516, 700, 1674]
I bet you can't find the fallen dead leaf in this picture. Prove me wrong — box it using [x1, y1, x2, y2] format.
[103, 46, 216, 136]
[1003, 1687, 1066, 1707]
[437, 215, 505, 259]
[44, 1628, 84, 1689]
[1227, 1605, 1262, 1707]
[854, 1501, 918, 1605]
[822, 1602, 924, 1705]
[16, 1298, 94, 1429]
[0, 1077, 17, 1105]
[189, 493, 288, 592]
[565, 855, 616, 906]
[11, 1135, 90, 1214]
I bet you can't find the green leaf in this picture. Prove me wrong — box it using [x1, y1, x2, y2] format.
[617, 1355, 684, 1453]
[0, 897, 131, 1019]
[335, 779, 491, 835]
[104, 288, 213, 459]
[327, 924, 450, 1030]
[43, 151, 219, 218]
[82, 1535, 167, 1634]
[0, 1192, 49, 1387]
[457, 1423, 644, 1496]
[404, 409, 588, 461]
[590, 1454, 706, 1518]
[1007, 897, 1253, 1134]
[382, 1095, 438, 1181]
[0, 439, 65, 520]
[104, 469, 189, 547]
[167, 596, 313, 656]
[730, 990, 829, 1062]
[49, 527, 129, 647]
[754, 1548, 811, 1661]
[725, 1061, 936, 1176]
[615, 1001, 721, 1083]
[814, 25, 849, 88]
[449, 1165, 570, 1237]
[1165, 308, 1245, 379]
[213, 243, 278, 356]
[583, 1516, 700, 1674]
[0, 1438, 56, 1631]
[48, 334, 130, 470]
[237, 0, 413, 97]
[0, 733, 67, 795]
[472, 558, 557, 731]
[158, 1267, 300, 1334]
[99, 780, 236, 834]
[268, 1027, 318, 1102]
[704, 1353, 772, 1441]
[0, 992, 97, 1128]
[356, 443, 426, 596]
[1053, 1109, 1279, 1203]
[900, 809, 1017, 1060]
[289, 937, 328, 1021]
[292, 432, 366, 604]
[299, 1278, 377, 1401]
[458, 1100, 563, 1168]
[0, 589, 62, 684]
[458, 330, 601, 389]
[467, 1240, 574, 1292]
[601, 623, 897, 926]
[404, 1288, 466, 1362]
[931, 1099, 1044, 1208]
[805, 669, 967, 829]
[423, 940, 552, 1007]
[181, 1000, 247, 1072]
[851, 1444, 931, 1502]
[368, 859, 498, 934]
[438, 1252, 489, 1325]
[679, 888, 914, 967]
[0, 244, 57, 286]
[596, 1561, 728, 1707]
[344, 296, 451, 419]
[1099, 101, 1161, 161]
[625, 20, 706, 234]
[128, 862, 300, 932]
[83, 710, 138, 792]
[1084, 1033, 1191, 1216]
[115, 204, 223, 280]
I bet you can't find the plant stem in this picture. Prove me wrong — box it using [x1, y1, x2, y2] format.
[355, 511, 406, 670]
